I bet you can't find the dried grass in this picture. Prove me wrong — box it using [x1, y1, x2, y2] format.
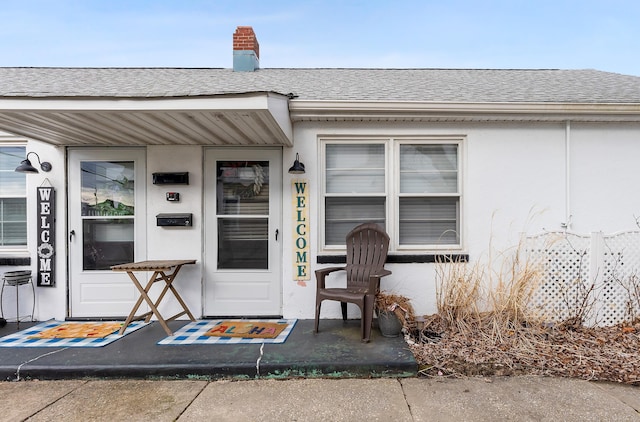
[408, 237, 640, 385]
[408, 318, 640, 384]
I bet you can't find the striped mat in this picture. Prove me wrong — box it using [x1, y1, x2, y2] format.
[0, 320, 148, 348]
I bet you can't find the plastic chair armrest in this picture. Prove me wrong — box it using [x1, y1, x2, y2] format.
[314, 267, 345, 289]
[367, 269, 392, 291]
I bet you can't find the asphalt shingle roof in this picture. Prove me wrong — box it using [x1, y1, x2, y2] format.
[1, 67, 640, 103]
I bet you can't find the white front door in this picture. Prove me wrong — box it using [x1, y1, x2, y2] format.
[68, 148, 146, 317]
[203, 148, 282, 316]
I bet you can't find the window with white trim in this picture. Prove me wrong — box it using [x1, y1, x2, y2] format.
[321, 138, 461, 252]
[0, 146, 27, 247]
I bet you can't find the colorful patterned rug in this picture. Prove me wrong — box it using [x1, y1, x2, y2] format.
[205, 320, 288, 339]
[158, 319, 297, 345]
[30, 322, 124, 339]
[0, 320, 148, 347]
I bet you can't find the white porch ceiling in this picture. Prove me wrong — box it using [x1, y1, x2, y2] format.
[0, 93, 293, 147]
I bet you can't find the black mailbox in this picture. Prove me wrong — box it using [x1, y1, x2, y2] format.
[156, 213, 192, 227]
[152, 172, 189, 185]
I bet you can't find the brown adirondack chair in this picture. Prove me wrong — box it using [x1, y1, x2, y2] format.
[314, 223, 392, 342]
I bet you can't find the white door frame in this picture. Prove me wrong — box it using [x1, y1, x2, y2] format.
[68, 148, 146, 317]
[203, 147, 282, 317]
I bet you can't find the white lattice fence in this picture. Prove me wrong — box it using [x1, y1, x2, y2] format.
[525, 231, 640, 327]
[599, 231, 640, 325]
[527, 232, 592, 324]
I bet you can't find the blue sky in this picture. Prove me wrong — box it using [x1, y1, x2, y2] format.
[3, 0, 640, 76]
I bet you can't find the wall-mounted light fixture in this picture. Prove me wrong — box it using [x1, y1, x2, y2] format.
[288, 153, 305, 174]
[15, 152, 52, 173]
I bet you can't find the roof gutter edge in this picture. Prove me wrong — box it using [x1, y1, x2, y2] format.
[289, 101, 640, 122]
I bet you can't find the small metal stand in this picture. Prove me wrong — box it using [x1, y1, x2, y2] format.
[1, 270, 35, 328]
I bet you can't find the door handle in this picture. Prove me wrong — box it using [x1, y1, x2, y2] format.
[69, 230, 75, 242]
[275, 229, 279, 241]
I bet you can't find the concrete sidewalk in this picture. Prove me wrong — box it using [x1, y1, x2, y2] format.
[1, 376, 638, 422]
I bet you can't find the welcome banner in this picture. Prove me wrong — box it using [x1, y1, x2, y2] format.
[292, 179, 309, 285]
[37, 187, 55, 287]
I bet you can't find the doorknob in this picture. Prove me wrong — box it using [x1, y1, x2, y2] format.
[275, 229, 279, 241]
[69, 230, 75, 242]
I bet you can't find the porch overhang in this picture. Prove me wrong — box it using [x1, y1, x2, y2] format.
[0, 92, 293, 147]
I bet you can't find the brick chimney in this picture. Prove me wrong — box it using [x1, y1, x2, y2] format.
[233, 26, 260, 72]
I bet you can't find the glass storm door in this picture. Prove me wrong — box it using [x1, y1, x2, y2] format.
[203, 148, 282, 316]
[68, 149, 146, 317]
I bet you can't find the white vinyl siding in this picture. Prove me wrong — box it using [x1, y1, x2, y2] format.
[321, 138, 462, 252]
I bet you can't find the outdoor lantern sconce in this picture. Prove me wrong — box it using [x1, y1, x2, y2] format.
[15, 152, 52, 173]
[288, 153, 305, 174]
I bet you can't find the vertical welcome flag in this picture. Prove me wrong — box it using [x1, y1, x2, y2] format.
[37, 187, 55, 286]
[292, 179, 309, 286]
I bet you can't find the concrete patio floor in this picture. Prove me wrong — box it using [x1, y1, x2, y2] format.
[0, 319, 417, 381]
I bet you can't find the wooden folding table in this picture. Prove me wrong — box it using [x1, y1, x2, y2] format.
[111, 259, 197, 336]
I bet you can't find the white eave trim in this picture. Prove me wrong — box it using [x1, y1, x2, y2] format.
[289, 101, 640, 122]
[0, 92, 283, 112]
[0, 92, 293, 146]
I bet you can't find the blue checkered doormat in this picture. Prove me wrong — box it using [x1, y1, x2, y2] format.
[158, 319, 297, 345]
[0, 320, 149, 348]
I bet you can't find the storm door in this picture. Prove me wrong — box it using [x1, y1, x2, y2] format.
[203, 148, 282, 316]
[68, 148, 146, 317]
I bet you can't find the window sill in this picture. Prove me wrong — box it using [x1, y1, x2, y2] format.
[0, 256, 31, 266]
[317, 254, 469, 264]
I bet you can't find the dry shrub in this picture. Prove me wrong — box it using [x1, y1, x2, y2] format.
[413, 234, 640, 384]
[485, 242, 544, 341]
[435, 239, 544, 342]
[435, 256, 484, 332]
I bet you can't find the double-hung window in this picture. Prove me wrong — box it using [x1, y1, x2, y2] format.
[0, 146, 27, 248]
[321, 138, 461, 252]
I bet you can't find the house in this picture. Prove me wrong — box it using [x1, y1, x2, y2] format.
[1, 26, 640, 323]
